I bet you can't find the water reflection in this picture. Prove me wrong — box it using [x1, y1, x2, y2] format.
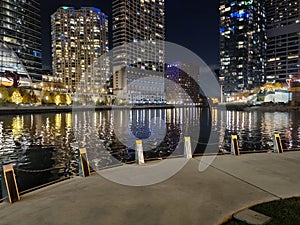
[218, 110, 300, 152]
[0, 108, 300, 197]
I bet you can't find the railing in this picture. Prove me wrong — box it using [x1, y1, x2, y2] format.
[1, 133, 300, 204]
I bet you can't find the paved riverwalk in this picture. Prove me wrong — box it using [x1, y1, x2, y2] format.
[1, 151, 300, 225]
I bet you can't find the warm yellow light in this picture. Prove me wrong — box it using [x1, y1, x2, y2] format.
[11, 90, 23, 105]
[66, 94, 72, 105]
[55, 95, 61, 105]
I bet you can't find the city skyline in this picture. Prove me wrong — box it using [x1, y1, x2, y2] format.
[41, 0, 220, 70]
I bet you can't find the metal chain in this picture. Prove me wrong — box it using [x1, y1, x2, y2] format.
[16, 167, 63, 173]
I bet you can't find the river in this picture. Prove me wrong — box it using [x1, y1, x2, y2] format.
[0, 107, 300, 197]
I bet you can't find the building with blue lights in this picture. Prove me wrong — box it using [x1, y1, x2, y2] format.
[165, 62, 202, 105]
[0, 0, 42, 82]
[219, 0, 267, 93]
[51, 7, 109, 93]
[266, 0, 300, 83]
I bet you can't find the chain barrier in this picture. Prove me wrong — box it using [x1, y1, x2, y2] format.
[16, 167, 64, 173]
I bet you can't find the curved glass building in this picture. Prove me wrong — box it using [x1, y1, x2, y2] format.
[0, 41, 32, 87]
[0, 0, 42, 81]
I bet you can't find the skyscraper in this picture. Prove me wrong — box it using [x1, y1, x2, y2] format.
[51, 7, 109, 93]
[0, 0, 42, 81]
[219, 0, 267, 93]
[112, 0, 165, 104]
[266, 0, 300, 82]
[165, 62, 202, 104]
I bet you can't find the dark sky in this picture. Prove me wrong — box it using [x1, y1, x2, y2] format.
[41, 0, 220, 70]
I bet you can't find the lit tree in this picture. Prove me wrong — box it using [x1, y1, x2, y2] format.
[11, 90, 23, 104]
[22, 91, 31, 104]
[60, 94, 67, 105]
[54, 94, 61, 106]
[66, 94, 72, 105]
[0, 86, 10, 103]
[42, 91, 52, 104]
[29, 90, 39, 104]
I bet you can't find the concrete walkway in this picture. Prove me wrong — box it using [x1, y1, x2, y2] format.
[1, 151, 300, 225]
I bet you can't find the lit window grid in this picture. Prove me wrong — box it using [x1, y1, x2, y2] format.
[0, 0, 42, 79]
[266, 0, 300, 82]
[51, 7, 109, 93]
[112, 0, 165, 103]
[219, 0, 267, 92]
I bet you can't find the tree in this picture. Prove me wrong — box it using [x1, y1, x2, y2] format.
[60, 94, 67, 105]
[0, 86, 10, 103]
[54, 94, 61, 105]
[66, 94, 72, 105]
[19, 87, 27, 96]
[42, 91, 52, 104]
[29, 90, 39, 104]
[22, 91, 31, 104]
[11, 90, 23, 104]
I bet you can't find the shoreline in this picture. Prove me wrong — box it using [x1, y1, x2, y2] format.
[218, 102, 300, 112]
[0, 103, 299, 115]
[0, 104, 207, 115]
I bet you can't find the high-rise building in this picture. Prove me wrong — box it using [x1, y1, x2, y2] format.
[165, 62, 202, 104]
[51, 7, 109, 93]
[266, 0, 300, 82]
[0, 0, 42, 82]
[112, 0, 165, 104]
[219, 0, 267, 93]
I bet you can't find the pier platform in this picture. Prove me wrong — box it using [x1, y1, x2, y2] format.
[1, 151, 300, 225]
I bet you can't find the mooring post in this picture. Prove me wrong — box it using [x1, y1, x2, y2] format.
[184, 136, 193, 159]
[2, 164, 20, 203]
[231, 135, 240, 156]
[136, 140, 145, 165]
[274, 133, 283, 153]
[79, 148, 91, 177]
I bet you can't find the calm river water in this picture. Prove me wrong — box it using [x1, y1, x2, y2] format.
[0, 107, 300, 196]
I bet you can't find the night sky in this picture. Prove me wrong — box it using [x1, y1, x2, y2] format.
[41, 0, 220, 70]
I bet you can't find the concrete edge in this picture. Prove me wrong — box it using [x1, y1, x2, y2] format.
[217, 195, 300, 225]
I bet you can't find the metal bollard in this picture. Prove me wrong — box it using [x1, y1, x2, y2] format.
[79, 148, 91, 177]
[2, 164, 20, 203]
[135, 140, 145, 165]
[231, 135, 240, 156]
[274, 133, 283, 153]
[184, 137, 193, 159]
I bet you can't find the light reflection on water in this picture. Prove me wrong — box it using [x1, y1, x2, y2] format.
[0, 108, 300, 196]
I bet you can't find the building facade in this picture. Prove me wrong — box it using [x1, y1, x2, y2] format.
[219, 0, 267, 93]
[112, 0, 165, 104]
[0, 0, 42, 82]
[165, 62, 202, 105]
[266, 0, 300, 83]
[51, 7, 109, 93]
[0, 41, 32, 87]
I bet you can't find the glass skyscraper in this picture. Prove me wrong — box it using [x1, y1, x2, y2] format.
[112, 0, 165, 104]
[0, 0, 42, 81]
[219, 0, 267, 93]
[51, 7, 109, 93]
[266, 0, 300, 82]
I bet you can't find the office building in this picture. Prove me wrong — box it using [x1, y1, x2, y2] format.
[51, 6, 109, 93]
[266, 0, 300, 82]
[0, 0, 42, 81]
[165, 62, 202, 104]
[112, 0, 165, 104]
[219, 0, 267, 93]
[0, 41, 32, 87]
